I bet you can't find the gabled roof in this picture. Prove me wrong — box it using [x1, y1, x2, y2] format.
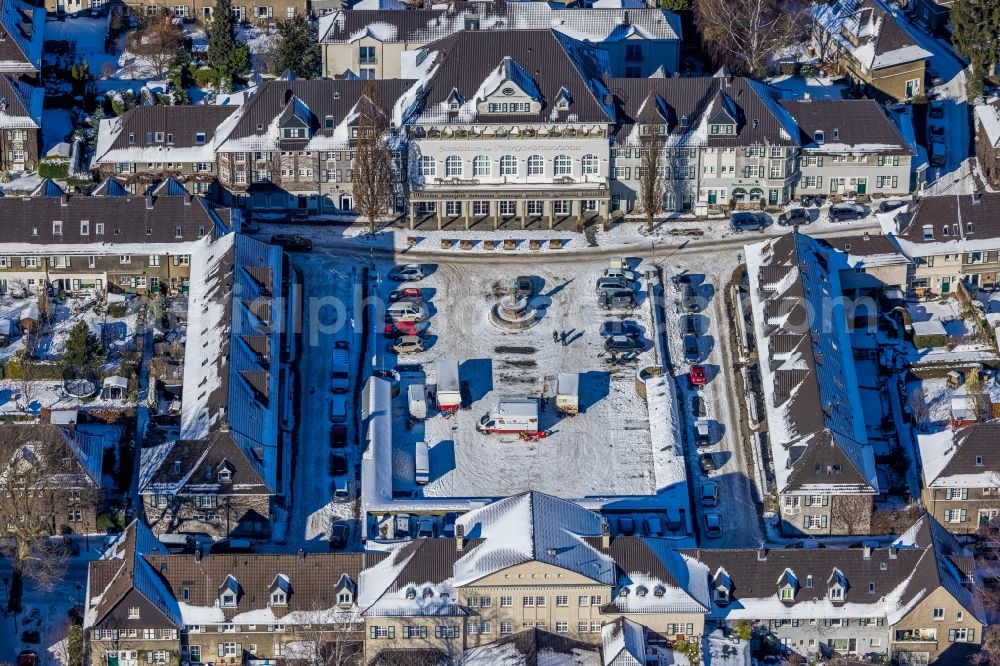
[141, 430, 271, 496]
[917, 421, 1000, 488]
[0, 0, 43, 74]
[0, 423, 103, 489]
[91, 177, 131, 197]
[0, 74, 39, 129]
[976, 100, 1000, 148]
[894, 193, 1000, 256]
[782, 99, 912, 155]
[601, 618, 646, 666]
[813, 0, 931, 70]
[598, 536, 710, 613]
[745, 232, 877, 495]
[93, 104, 238, 166]
[454, 491, 616, 586]
[463, 628, 601, 666]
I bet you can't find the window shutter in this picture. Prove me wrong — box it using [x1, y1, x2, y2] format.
[388, 627, 395, 639]
[370, 627, 376, 639]
[236, 644, 242, 656]
[421, 626, 427, 639]
[147, 653, 154, 664]
[218, 644, 224, 657]
[948, 629, 956, 642]
[820, 515, 828, 528]
[969, 629, 976, 643]
[945, 509, 952, 522]
[963, 488, 969, 500]
[822, 496, 829, 506]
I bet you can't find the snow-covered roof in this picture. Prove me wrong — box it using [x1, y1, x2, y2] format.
[454, 491, 616, 586]
[976, 100, 1000, 148]
[893, 193, 1000, 257]
[782, 99, 912, 155]
[0, 75, 40, 129]
[744, 232, 878, 495]
[917, 421, 1000, 488]
[601, 618, 646, 666]
[93, 104, 239, 167]
[0, 0, 43, 74]
[813, 0, 931, 71]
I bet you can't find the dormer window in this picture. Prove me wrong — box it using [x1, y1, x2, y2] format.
[325, 115, 334, 128]
[680, 115, 689, 128]
[714, 588, 729, 603]
[221, 592, 237, 607]
[635, 585, 648, 597]
[943, 226, 950, 237]
[406, 587, 416, 599]
[710, 124, 735, 135]
[271, 591, 287, 605]
[976, 455, 984, 466]
[833, 128, 840, 141]
[814, 130, 825, 145]
[156, 132, 165, 143]
[283, 128, 306, 139]
[269, 574, 291, 606]
[195, 132, 206, 144]
[779, 586, 794, 601]
[219, 469, 232, 483]
[338, 590, 353, 606]
[830, 586, 844, 600]
[922, 225, 934, 240]
[205, 465, 213, 479]
[173, 461, 181, 475]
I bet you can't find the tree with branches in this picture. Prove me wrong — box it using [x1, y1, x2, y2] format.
[267, 16, 321, 78]
[353, 82, 395, 235]
[829, 494, 872, 535]
[286, 605, 364, 666]
[694, 0, 808, 76]
[637, 98, 666, 232]
[951, 0, 1000, 97]
[208, 0, 251, 90]
[128, 14, 185, 79]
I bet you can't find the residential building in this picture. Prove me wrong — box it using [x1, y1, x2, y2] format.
[115, 0, 307, 24]
[0, 0, 43, 79]
[918, 422, 1000, 535]
[690, 516, 983, 663]
[318, 1, 681, 80]
[974, 100, 1000, 190]
[891, 193, 1000, 293]
[745, 232, 880, 535]
[818, 232, 910, 295]
[0, 179, 230, 296]
[405, 30, 614, 228]
[139, 232, 288, 538]
[910, 0, 955, 33]
[0, 74, 41, 172]
[812, 0, 931, 102]
[780, 99, 913, 198]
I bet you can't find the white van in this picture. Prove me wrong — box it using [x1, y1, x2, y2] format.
[333, 477, 350, 503]
[408, 384, 428, 420]
[415, 441, 429, 485]
[386, 301, 429, 323]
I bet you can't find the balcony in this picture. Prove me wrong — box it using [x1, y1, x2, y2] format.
[893, 629, 937, 642]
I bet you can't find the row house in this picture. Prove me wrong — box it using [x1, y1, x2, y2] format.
[817, 232, 911, 296]
[0, 74, 41, 172]
[116, 0, 307, 25]
[812, 0, 931, 102]
[745, 232, 880, 536]
[85, 495, 982, 665]
[0, 179, 230, 296]
[318, 1, 681, 80]
[974, 100, 1000, 190]
[690, 516, 982, 663]
[891, 192, 1000, 294]
[139, 232, 288, 538]
[918, 421, 1000, 535]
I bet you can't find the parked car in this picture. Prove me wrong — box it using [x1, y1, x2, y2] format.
[730, 211, 770, 232]
[384, 321, 430, 338]
[878, 199, 906, 214]
[695, 420, 711, 447]
[828, 202, 867, 222]
[598, 288, 637, 310]
[516, 276, 534, 298]
[270, 234, 313, 252]
[416, 516, 436, 538]
[329, 521, 350, 550]
[929, 125, 945, 143]
[703, 511, 723, 538]
[393, 335, 425, 354]
[330, 424, 347, 448]
[929, 101, 945, 119]
[689, 365, 707, 387]
[389, 287, 423, 303]
[692, 393, 706, 418]
[601, 320, 642, 338]
[605, 335, 644, 353]
[330, 394, 348, 422]
[701, 481, 719, 507]
[683, 335, 700, 362]
[442, 512, 457, 538]
[389, 264, 426, 282]
[604, 267, 640, 282]
[683, 314, 697, 336]
[643, 517, 664, 537]
[385, 300, 430, 323]
[596, 276, 634, 294]
[617, 516, 636, 536]
[699, 452, 717, 473]
[778, 208, 811, 226]
[334, 477, 350, 503]
[210, 538, 254, 554]
[682, 283, 699, 312]
[332, 454, 348, 475]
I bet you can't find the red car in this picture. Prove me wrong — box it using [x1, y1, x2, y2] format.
[384, 321, 428, 338]
[18, 652, 38, 666]
[389, 287, 423, 302]
[689, 365, 707, 387]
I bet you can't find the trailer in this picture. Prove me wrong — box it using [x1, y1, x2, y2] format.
[415, 441, 429, 485]
[436, 358, 461, 411]
[408, 384, 428, 420]
[477, 399, 539, 434]
[555, 373, 579, 415]
[331, 341, 350, 393]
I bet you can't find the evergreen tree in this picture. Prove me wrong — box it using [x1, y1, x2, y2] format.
[208, 0, 250, 88]
[660, 0, 690, 10]
[951, 0, 1000, 96]
[62, 321, 102, 369]
[269, 16, 321, 79]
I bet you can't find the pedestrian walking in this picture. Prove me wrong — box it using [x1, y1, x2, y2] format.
[552, 330, 559, 344]
[560, 330, 567, 346]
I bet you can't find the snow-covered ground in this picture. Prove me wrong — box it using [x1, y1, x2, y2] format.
[768, 74, 849, 100]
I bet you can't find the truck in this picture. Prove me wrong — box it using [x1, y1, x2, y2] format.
[331, 341, 350, 393]
[555, 373, 579, 415]
[436, 358, 461, 411]
[408, 384, 428, 420]
[415, 441, 429, 485]
[477, 399, 539, 434]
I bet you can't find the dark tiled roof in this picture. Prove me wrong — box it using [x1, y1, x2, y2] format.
[468, 628, 600, 666]
[782, 99, 912, 154]
[416, 29, 614, 124]
[91, 177, 131, 197]
[368, 649, 449, 666]
[0, 74, 37, 126]
[102, 104, 237, 152]
[898, 193, 1000, 244]
[817, 232, 904, 257]
[609, 76, 799, 146]
[144, 430, 270, 496]
[0, 0, 40, 74]
[929, 422, 1000, 484]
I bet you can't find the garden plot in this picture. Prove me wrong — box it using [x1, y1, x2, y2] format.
[379, 259, 663, 500]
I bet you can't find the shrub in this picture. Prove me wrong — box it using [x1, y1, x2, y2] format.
[191, 66, 219, 88]
[38, 159, 70, 180]
[107, 303, 128, 318]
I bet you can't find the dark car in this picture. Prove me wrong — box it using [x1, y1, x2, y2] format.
[683, 334, 700, 362]
[598, 289, 637, 310]
[730, 211, 770, 232]
[329, 521, 350, 550]
[332, 454, 348, 476]
[331, 424, 347, 448]
[878, 199, 907, 214]
[683, 314, 697, 336]
[210, 538, 254, 554]
[699, 452, 717, 473]
[17, 652, 38, 666]
[605, 335, 644, 353]
[778, 208, 811, 226]
[442, 512, 457, 538]
[600, 320, 642, 338]
[270, 234, 313, 252]
[828, 203, 867, 222]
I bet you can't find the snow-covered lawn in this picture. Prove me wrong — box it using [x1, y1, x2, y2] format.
[379, 259, 661, 500]
[907, 297, 972, 338]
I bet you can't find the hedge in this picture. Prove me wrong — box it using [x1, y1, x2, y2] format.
[38, 160, 70, 180]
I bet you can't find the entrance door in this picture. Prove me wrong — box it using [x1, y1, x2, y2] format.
[942, 278, 951, 293]
[857, 178, 867, 194]
[768, 189, 779, 205]
[707, 190, 717, 204]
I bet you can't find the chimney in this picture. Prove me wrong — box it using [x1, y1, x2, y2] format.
[547, 547, 557, 557]
[184, 194, 192, 206]
[195, 548, 202, 563]
[889, 547, 897, 560]
[145, 195, 153, 210]
[456, 524, 465, 552]
[297, 548, 305, 561]
[973, 192, 982, 205]
[757, 546, 767, 561]
[601, 519, 610, 550]
[863, 545, 872, 560]
[60, 194, 68, 206]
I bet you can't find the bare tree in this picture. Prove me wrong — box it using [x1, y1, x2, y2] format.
[974, 625, 1000, 665]
[286, 605, 364, 666]
[353, 81, 395, 235]
[695, 0, 808, 76]
[16, 334, 40, 414]
[127, 15, 184, 78]
[829, 495, 872, 535]
[908, 386, 930, 430]
[637, 96, 665, 233]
